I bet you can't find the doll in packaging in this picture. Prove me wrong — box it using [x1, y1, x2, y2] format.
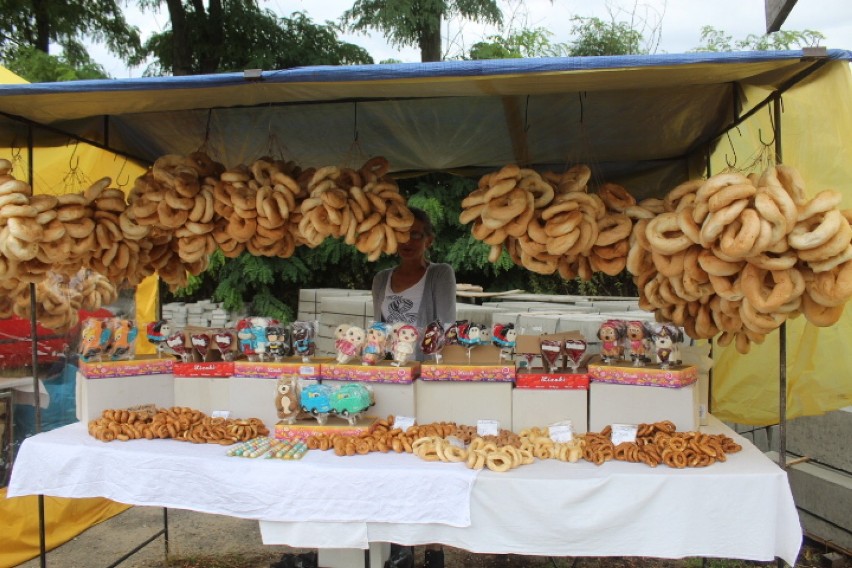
[336, 325, 366, 364]
[391, 324, 419, 366]
[362, 322, 390, 365]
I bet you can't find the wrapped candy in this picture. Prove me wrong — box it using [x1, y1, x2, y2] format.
[563, 338, 587, 373]
[540, 339, 562, 373]
[191, 333, 211, 361]
[444, 320, 466, 346]
[165, 330, 190, 362]
[651, 323, 683, 369]
[457, 321, 485, 348]
[214, 329, 236, 361]
[361, 322, 391, 365]
[420, 320, 447, 363]
[492, 323, 516, 361]
[106, 319, 137, 361]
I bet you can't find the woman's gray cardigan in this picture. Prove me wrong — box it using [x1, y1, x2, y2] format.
[371, 263, 457, 329]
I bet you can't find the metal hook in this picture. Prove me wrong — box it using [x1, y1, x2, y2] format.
[68, 139, 80, 170]
[115, 156, 130, 187]
[724, 130, 738, 168]
[578, 92, 586, 124]
[523, 95, 531, 133]
[758, 105, 777, 148]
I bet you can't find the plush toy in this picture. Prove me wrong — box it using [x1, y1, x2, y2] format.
[625, 320, 651, 366]
[266, 326, 291, 361]
[292, 321, 317, 361]
[361, 322, 390, 365]
[275, 375, 301, 424]
[391, 324, 419, 366]
[336, 325, 366, 364]
[597, 320, 626, 364]
[652, 323, 683, 368]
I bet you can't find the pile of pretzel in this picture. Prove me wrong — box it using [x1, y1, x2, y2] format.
[88, 405, 268, 444]
[412, 435, 533, 472]
[304, 416, 458, 455]
[517, 426, 586, 462]
[629, 164, 852, 353]
[459, 164, 650, 280]
[583, 422, 743, 468]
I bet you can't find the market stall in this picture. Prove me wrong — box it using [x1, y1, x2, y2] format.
[1, 49, 852, 566]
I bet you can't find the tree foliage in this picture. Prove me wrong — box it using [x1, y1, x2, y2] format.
[693, 26, 825, 52]
[342, 0, 502, 62]
[0, 0, 140, 80]
[566, 16, 645, 56]
[134, 3, 372, 75]
[469, 27, 565, 59]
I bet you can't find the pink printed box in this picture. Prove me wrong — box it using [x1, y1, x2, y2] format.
[420, 363, 516, 382]
[79, 357, 174, 379]
[233, 360, 323, 380]
[321, 362, 419, 384]
[588, 362, 697, 388]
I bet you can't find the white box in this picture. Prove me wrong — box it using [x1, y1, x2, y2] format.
[512, 389, 588, 433]
[77, 373, 174, 421]
[589, 381, 699, 432]
[227, 377, 280, 431]
[174, 377, 230, 415]
[415, 381, 513, 429]
[323, 379, 416, 419]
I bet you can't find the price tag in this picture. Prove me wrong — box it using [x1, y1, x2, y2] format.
[477, 419, 500, 437]
[393, 415, 416, 432]
[299, 365, 317, 376]
[610, 423, 638, 445]
[548, 420, 574, 443]
[211, 410, 231, 419]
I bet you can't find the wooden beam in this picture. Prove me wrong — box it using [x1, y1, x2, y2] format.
[766, 0, 799, 33]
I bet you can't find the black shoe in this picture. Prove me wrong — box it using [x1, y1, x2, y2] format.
[271, 551, 318, 568]
[384, 544, 415, 568]
[424, 549, 444, 568]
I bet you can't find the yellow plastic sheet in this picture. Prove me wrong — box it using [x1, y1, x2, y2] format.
[710, 62, 852, 425]
[0, 488, 130, 568]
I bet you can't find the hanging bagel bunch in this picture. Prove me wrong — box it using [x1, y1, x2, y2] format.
[459, 163, 646, 281]
[629, 164, 852, 354]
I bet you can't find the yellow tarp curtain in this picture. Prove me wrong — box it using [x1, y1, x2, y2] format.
[710, 62, 852, 425]
[0, 488, 130, 568]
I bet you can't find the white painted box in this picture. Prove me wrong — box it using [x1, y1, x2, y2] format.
[589, 381, 699, 432]
[77, 373, 174, 422]
[174, 377, 231, 416]
[415, 381, 513, 429]
[512, 388, 588, 433]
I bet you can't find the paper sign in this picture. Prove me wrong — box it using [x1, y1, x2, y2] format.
[211, 410, 231, 419]
[548, 420, 574, 443]
[477, 419, 500, 437]
[394, 416, 416, 432]
[446, 435, 465, 449]
[610, 423, 638, 445]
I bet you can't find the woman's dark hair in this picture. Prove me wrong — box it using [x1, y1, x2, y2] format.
[409, 207, 435, 237]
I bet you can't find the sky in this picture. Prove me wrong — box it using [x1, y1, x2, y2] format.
[94, 0, 852, 77]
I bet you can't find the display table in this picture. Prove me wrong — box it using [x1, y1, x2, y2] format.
[8, 417, 802, 565]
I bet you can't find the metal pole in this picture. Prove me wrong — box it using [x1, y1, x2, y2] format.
[774, 95, 787, 472]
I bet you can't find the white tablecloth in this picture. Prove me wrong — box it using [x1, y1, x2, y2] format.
[7, 418, 802, 565]
[260, 417, 802, 564]
[7, 423, 478, 527]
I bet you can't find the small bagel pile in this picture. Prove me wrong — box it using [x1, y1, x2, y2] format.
[0, 269, 118, 332]
[516, 427, 586, 462]
[88, 405, 269, 443]
[459, 164, 633, 280]
[629, 164, 852, 353]
[414, 435, 533, 472]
